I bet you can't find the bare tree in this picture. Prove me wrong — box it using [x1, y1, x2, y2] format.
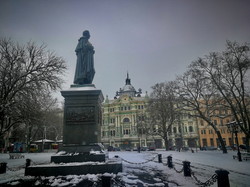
[190, 41, 250, 151]
[19, 90, 63, 152]
[147, 81, 180, 150]
[0, 38, 66, 139]
[177, 66, 228, 153]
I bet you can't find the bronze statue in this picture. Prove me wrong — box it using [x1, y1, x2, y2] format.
[74, 30, 95, 84]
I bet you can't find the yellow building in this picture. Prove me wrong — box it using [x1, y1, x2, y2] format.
[198, 109, 246, 148]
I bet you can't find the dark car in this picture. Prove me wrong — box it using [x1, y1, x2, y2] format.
[125, 147, 131, 151]
[206, 146, 217, 150]
[107, 146, 120, 151]
[107, 146, 114, 151]
[140, 146, 148, 151]
[239, 144, 246, 150]
[148, 146, 156, 151]
[182, 147, 189, 151]
[225, 146, 233, 150]
[113, 147, 121, 151]
[133, 147, 138, 151]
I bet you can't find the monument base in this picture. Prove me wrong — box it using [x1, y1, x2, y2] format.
[25, 84, 123, 177]
[58, 143, 104, 153]
[51, 153, 106, 163]
[25, 160, 122, 176]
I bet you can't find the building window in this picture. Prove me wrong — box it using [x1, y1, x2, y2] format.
[173, 127, 177, 133]
[210, 138, 214, 146]
[201, 129, 206, 134]
[123, 118, 130, 123]
[200, 120, 204, 126]
[110, 130, 115, 136]
[228, 138, 233, 146]
[202, 139, 207, 147]
[123, 129, 130, 135]
[189, 126, 193, 132]
[209, 129, 213, 134]
[109, 108, 114, 112]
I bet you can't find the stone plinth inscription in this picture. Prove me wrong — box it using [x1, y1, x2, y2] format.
[66, 106, 95, 123]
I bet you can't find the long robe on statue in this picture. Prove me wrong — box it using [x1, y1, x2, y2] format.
[74, 31, 95, 85]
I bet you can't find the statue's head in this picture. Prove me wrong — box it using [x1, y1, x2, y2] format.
[83, 30, 90, 39]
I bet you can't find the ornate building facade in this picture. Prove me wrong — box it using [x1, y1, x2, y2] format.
[101, 74, 154, 149]
[101, 74, 200, 149]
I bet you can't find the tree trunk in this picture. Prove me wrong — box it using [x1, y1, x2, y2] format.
[246, 135, 250, 153]
[26, 124, 32, 153]
[164, 138, 169, 151]
[215, 129, 227, 153]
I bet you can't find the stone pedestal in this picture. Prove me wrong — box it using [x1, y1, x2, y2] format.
[61, 84, 103, 149]
[25, 84, 123, 176]
[55, 84, 105, 162]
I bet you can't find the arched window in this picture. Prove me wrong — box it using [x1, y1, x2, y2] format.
[189, 126, 193, 132]
[123, 118, 130, 123]
[173, 127, 177, 133]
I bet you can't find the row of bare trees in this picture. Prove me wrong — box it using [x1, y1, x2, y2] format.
[147, 41, 250, 153]
[0, 38, 66, 150]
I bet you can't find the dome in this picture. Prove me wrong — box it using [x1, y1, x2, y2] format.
[123, 84, 136, 92]
[114, 73, 141, 98]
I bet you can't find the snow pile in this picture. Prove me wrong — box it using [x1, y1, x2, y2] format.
[89, 150, 105, 155]
[0, 150, 249, 186]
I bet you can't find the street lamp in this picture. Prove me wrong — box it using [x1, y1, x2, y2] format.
[226, 121, 242, 162]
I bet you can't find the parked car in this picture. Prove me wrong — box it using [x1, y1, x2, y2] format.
[182, 147, 189, 151]
[107, 146, 114, 151]
[140, 146, 148, 151]
[225, 146, 233, 150]
[125, 147, 131, 151]
[205, 146, 217, 150]
[133, 147, 138, 151]
[148, 146, 156, 151]
[113, 147, 121, 151]
[239, 144, 246, 150]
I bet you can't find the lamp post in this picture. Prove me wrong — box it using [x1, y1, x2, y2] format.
[226, 121, 242, 162]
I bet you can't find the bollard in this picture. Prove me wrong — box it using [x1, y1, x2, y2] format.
[0, 162, 7, 174]
[183, 161, 191, 177]
[215, 169, 230, 187]
[26, 159, 31, 168]
[158, 154, 162, 163]
[101, 175, 112, 187]
[167, 155, 173, 168]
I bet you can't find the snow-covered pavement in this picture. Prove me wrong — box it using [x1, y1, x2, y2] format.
[0, 150, 249, 186]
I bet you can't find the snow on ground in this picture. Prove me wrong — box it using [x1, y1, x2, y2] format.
[0, 150, 249, 186]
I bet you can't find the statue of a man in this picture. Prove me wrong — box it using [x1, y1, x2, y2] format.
[74, 30, 95, 85]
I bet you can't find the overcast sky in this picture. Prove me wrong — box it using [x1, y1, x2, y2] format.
[1, 0, 250, 104]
